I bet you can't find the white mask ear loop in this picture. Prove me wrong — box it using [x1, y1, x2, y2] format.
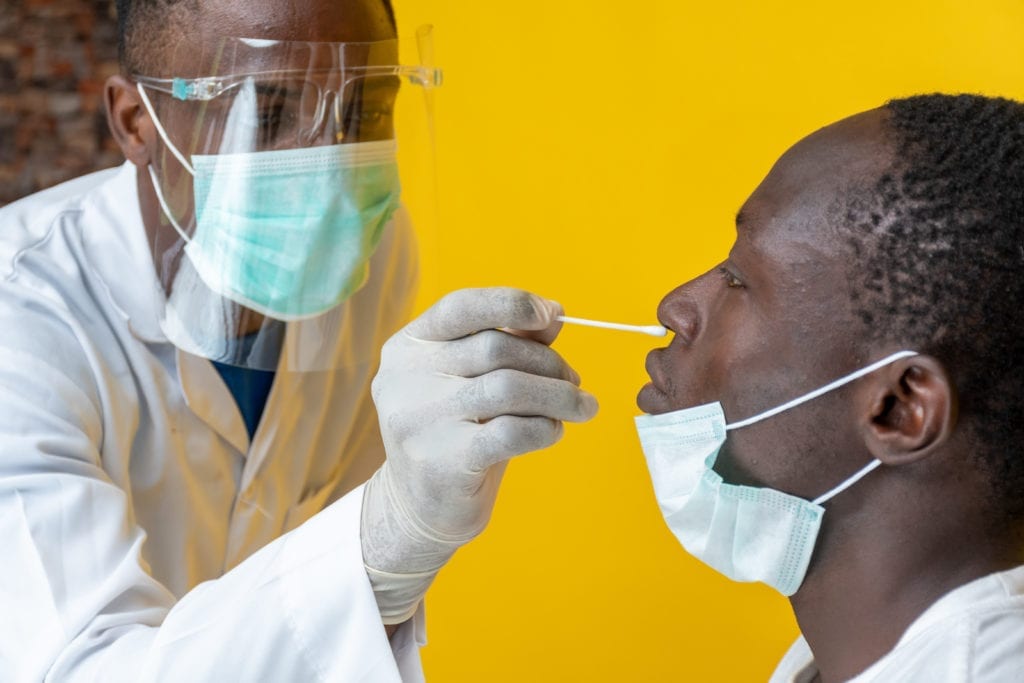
[721, 349, 918, 506]
[136, 83, 194, 175]
[811, 459, 882, 505]
[136, 83, 195, 244]
[725, 350, 920, 431]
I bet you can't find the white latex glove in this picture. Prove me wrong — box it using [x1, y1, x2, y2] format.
[361, 287, 598, 623]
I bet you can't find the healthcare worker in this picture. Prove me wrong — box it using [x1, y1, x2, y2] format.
[635, 94, 1024, 681]
[0, 0, 596, 680]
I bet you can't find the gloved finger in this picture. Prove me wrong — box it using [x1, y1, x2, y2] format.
[405, 288, 560, 342]
[467, 416, 564, 471]
[432, 330, 580, 383]
[460, 369, 600, 423]
[502, 300, 564, 346]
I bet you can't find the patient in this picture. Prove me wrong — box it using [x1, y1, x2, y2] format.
[636, 94, 1024, 681]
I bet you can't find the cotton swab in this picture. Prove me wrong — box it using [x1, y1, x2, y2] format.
[556, 315, 668, 337]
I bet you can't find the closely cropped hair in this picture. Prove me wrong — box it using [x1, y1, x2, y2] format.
[116, 0, 398, 75]
[116, 0, 185, 75]
[842, 94, 1024, 523]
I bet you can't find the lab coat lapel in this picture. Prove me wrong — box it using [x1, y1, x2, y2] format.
[176, 347, 250, 455]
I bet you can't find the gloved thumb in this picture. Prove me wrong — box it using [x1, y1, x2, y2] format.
[406, 287, 561, 342]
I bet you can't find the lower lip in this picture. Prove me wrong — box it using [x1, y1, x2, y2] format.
[637, 382, 668, 413]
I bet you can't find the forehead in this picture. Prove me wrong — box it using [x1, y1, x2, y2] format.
[156, 0, 396, 76]
[199, 0, 394, 43]
[737, 109, 894, 263]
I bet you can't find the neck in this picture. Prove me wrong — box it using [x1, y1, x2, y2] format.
[789, 496, 1022, 682]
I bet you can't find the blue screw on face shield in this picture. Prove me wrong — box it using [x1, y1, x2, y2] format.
[137, 83, 401, 321]
[635, 350, 918, 596]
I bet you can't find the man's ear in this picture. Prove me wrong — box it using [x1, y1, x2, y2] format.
[105, 75, 152, 167]
[861, 355, 956, 465]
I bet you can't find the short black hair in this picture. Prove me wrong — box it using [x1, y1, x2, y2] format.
[840, 93, 1024, 523]
[116, 0, 398, 75]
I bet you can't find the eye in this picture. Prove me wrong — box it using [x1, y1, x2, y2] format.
[718, 266, 745, 289]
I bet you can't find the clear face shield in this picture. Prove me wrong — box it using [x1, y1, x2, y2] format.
[133, 27, 440, 371]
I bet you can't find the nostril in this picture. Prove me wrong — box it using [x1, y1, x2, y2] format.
[658, 295, 700, 345]
[675, 312, 700, 344]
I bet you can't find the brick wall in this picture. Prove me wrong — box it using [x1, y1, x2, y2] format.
[0, 0, 124, 206]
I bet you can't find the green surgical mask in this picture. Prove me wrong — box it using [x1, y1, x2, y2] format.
[140, 84, 401, 321]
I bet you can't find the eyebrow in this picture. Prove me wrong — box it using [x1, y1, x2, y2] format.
[735, 209, 747, 230]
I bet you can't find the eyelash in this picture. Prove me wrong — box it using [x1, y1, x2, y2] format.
[718, 267, 744, 289]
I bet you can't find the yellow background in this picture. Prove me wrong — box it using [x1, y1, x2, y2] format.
[393, 1, 1024, 680]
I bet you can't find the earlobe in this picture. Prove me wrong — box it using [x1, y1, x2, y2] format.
[863, 356, 956, 465]
[105, 75, 151, 167]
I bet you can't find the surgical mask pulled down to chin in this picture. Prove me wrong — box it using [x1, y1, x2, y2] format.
[137, 84, 401, 321]
[635, 350, 918, 596]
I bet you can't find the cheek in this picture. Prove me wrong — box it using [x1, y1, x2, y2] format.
[662, 309, 758, 409]
[720, 400, 860, 500]
[709, 300, 815, 418]
[704, 305, 768, 388]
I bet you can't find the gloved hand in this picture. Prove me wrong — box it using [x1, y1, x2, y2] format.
[361, 287, 598, 624]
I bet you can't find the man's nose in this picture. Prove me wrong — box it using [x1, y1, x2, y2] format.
[657, 277, 705, 345]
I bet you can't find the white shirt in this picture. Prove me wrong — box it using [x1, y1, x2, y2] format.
[770, 565, 1024, 682]
[0, 163, 423, 681]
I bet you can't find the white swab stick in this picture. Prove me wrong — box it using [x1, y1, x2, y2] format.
[556, 315, 668, 337]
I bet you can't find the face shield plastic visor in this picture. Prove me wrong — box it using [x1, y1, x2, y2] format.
[134, 27, 440, 370]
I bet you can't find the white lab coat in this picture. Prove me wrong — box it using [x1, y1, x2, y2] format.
[0, 163, 424, 681]
[770, 564, 1024, 682]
